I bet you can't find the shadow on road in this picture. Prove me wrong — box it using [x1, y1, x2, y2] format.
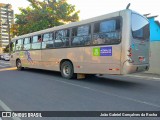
[84, 76, 140, 88]
[22, 68, 140, 89]
[23, 68, 61, 77]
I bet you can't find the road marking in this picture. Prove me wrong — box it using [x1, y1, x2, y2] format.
[0, 99, 21, 120]
[0, 118, 2, 120]
[48, 78, 160, 109]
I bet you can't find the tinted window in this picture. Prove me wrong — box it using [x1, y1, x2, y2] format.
[71, 25, 91, 46]
[93, 18, 121, 45]
[43, 33, 53, 41]
[100, 20, 116, 32]
[55, 29, 69, 48]
[132, 13, 150, 40]
[42, 33, 54, 49]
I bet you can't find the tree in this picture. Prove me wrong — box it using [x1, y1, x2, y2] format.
[3, 44, 9, 53]
[12, 0, 80, 36]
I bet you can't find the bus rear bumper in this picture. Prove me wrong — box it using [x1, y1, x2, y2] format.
[122, 62, 149, 74]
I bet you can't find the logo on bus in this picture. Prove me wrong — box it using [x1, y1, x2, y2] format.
[93, 47, 112, 56]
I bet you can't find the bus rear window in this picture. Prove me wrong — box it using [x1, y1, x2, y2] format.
[132, 13, 150, 40]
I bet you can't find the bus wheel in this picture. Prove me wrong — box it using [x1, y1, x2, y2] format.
[60, 61, 75, 79]
[16, 59, 24, 70]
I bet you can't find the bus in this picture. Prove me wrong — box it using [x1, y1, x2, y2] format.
[10, 9, 150, 79]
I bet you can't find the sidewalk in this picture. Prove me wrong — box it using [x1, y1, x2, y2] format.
[135, 72, 160, 78]
[125, 72, 160, 80]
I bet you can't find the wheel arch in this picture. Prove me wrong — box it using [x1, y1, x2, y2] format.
[60, 59, 74, 71]
[16, 58, 21, 63]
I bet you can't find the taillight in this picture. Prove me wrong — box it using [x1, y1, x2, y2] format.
[139, 56, 144, 62]
[128, 46, 134, 63]
[128, 46, 132, 57]
[128, 53, 132, 57]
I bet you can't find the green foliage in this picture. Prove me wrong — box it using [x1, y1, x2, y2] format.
[12, 0, 80, 36]
[3, 45, 9, 53]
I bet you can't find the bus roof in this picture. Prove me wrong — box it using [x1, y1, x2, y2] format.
[12, 9, 133, 41]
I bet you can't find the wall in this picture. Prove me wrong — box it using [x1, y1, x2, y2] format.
[147, 41, 160, 74]
[149, 18, 160, 41]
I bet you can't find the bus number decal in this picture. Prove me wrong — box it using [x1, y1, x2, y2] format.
[93, 48, 100, 56]
[93, 47, 112, 56]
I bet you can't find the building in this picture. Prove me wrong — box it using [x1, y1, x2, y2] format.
[148, 16, 160, 41]
[0, 3, 14, 54]
[147, 16, 160, 74]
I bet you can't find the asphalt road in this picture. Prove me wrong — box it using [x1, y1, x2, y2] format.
[0, 60, 11, 69]
[0, 60, 160, 120]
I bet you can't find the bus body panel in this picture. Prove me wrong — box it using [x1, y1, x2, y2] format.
[41, 47, 84, 72]
[83, 45, 121, 74]
[23, 50, 42, 69]
[119, 10, 131, 74]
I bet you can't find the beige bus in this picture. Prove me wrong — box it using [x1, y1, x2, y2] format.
[10, 9, 150, 79]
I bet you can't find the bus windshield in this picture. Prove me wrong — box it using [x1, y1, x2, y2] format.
[132, 13, 150, 40]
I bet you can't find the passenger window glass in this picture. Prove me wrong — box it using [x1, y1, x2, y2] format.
[32, 35, 42, 49]
[42, 41, 54, 49]
[100, 20, 116, 32]
[71, 25, 91, 46]
[24, 38, 30, 44]
[43, 33, 53, 42]
[32, 36, 38, 43]
[24, 37, 31, 50]
[32, 35, 42, 43]
[42, 33, 54, 49]
[77, 25, 90, 36]
[32, 43, 41, 49]
[93, 18, 121, 45]
[55, 29, 69, 48]
[16, 39, 23, 51]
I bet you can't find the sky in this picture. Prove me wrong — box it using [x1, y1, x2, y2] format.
[0, 0, 160, 21]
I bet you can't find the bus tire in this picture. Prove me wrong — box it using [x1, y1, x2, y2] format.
[16, 59, 24, 71]
[60, 61, 76, 79]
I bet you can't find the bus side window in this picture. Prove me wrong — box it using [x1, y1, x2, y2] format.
[24, 37, 31, 50]
[32, 35, 42, 50]
[54, 29, 69, 48]
[15, 39, 23, 51]
[42, 32, 54, 49]
[71, 25, 91, 46]
[93, 18, 121, 45]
